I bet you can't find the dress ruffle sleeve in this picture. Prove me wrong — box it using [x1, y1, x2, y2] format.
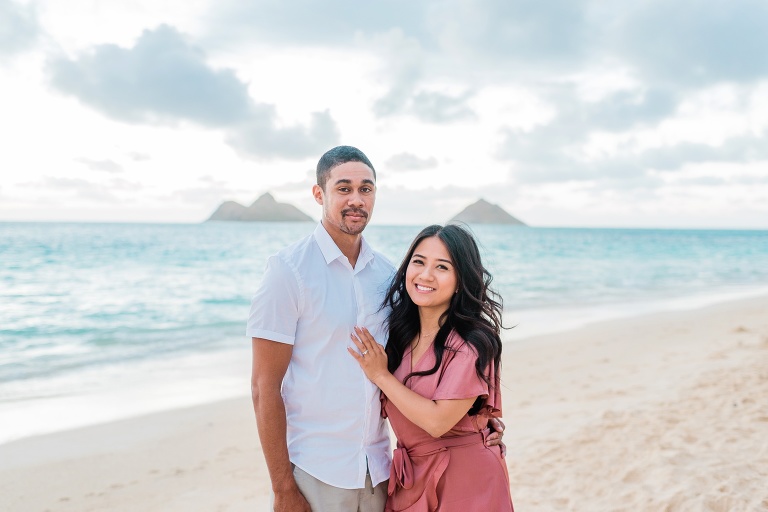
[431, 333, 502, 416]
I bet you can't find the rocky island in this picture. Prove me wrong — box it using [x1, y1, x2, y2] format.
[449, 199, 527, 225]
[207, 193, 313, 222]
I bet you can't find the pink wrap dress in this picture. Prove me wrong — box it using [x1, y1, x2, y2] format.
[382, 331, 514, 511]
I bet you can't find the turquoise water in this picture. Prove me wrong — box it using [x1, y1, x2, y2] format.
[1, 222, 767, 442]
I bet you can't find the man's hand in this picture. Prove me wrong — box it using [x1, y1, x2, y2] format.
[273, 487, 311, 512]
[486, 417, 507, 457]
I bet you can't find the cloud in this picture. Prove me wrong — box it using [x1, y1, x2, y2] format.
[0, 0, 39, 57]
[377, 182, 532, 226]
[128, 152, 151, 161]
[205, 1, 768, 118]
[410, 90, 477, 123]
[370, 29, 427, 118]
[639, 136, 768, 170]
[614, 0, 768, 85]
[385, 152, 438, 171]
[48, 25, 252, 125]
[226, 110, 340, 160]
[20, 176, 143, 203]
[48, 24, 339, 159]
[493, 86, 676, 183]
[171, 176, 247, 204]
[376, 84, 477, 124]
[76, 158, 124, 173]
[498, 120, 768, 186]
[207, 0, 427, 46]
[428, 0, 591, 69]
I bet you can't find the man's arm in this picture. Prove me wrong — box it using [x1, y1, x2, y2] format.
[487, 417, 507, 455]
[251, 337, 311, 512]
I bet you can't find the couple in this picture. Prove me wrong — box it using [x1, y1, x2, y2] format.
[248, 146, 514, 512]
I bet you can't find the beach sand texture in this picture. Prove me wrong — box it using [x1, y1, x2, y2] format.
[1, 296, 766, 511]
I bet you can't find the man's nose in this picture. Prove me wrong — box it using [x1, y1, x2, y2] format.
[348, 192, 364, 207]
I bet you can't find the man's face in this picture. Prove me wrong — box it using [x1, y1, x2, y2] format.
[313, 161, 376, 237]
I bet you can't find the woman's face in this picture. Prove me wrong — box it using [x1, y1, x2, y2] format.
[405, 236, 458, 313]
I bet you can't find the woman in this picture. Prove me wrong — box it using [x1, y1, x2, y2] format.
[349, 224, 514, 511]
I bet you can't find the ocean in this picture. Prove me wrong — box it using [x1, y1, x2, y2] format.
[2, 221, 767, 444]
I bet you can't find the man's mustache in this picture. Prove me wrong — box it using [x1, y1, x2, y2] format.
[342, 208, 368, 218]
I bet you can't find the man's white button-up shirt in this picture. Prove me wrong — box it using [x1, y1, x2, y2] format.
[247, 222, 395, 489]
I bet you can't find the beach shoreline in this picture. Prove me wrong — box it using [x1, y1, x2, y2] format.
[4, 283, 767, 448]
[2, 294, 767, 511]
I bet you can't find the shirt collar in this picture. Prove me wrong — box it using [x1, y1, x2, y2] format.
[314, 222, 374, 271]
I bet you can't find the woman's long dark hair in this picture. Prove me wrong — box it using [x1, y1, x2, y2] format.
[383, 224, 504, 408]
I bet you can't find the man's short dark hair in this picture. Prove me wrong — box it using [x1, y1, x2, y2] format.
[316, 146, 376, 190]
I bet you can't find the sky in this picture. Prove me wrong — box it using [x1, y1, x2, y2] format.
[1, 0, 767, 228]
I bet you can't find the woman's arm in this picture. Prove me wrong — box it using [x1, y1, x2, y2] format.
[348, 326, 476, 438]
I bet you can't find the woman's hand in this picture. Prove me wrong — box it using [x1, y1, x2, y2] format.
[348, 326, 389, 385]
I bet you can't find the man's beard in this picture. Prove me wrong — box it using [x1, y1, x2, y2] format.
[339, 208, 369, 235]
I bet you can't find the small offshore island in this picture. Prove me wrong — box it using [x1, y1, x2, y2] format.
[207, 193, 313, 222]
[450, 199, 527, 225]
[207, 194, 527, 225]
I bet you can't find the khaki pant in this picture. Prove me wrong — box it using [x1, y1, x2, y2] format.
[272, 465, 387, 512]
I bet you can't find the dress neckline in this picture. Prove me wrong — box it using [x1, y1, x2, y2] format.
[409, 340, 435, 373]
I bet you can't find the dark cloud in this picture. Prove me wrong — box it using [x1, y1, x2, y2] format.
[579, 89, 678, 132]
[209, 0, 591, 67]
[225, 110, 340, 160]
[371, 33, 425, 118]
[639, 137, 768, 170]
[499, 121, 768, 186]
[48, 25, 252, 126]
[48, 25, 339, 160]
[410, 91, 476, 123]
[207, 0, 426, 46]
[429, 0, 768, 86]
[495, 84, 682, 183]
[204, 0, 768, 126]
[615, 0, 768, 85]
[76, 158, 124, 173]
[0, 0, 39, 57]
[385, 152, 438, 171]
[376, 88, 477, 123]
[428, 0, 591, 68]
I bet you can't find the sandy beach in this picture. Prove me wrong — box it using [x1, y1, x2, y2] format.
[1, 295, 766, 512]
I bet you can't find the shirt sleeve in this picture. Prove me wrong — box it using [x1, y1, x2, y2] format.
[245, 255, 301, 344]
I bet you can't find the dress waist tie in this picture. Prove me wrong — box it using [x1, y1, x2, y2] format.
[388, 430, 488, 496]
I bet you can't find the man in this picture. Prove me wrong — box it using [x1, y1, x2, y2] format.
[248, 146, 392, 511]
[247, 146, 504, 511]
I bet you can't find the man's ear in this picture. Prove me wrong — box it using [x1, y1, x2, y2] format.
[312, 184, 324, 205]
